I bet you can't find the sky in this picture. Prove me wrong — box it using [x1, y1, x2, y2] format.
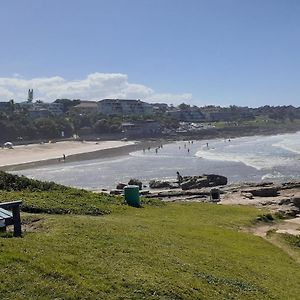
[0, 0, 300, 107]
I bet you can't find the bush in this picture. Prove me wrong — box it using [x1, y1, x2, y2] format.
[254, 213, 274, 223]
[0, 171, 66, 191]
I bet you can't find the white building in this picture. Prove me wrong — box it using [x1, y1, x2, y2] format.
[98, 99, 153, 116]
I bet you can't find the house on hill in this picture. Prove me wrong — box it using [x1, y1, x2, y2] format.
[72, 101, 98, 114]
[98, 99, 153, 116]
[167, 108, 206, 122]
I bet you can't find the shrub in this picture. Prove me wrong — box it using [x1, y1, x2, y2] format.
[0, 171, 66, 191]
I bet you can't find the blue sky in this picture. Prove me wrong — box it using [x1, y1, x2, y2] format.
[0, 0, 299, 107]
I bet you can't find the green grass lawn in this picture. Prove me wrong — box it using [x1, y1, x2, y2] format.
[1, 202, 299, 300]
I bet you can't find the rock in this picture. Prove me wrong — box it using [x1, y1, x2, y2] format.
[180, 174, 228, 190]
[128, 178, 142, 190]
[116, 183, 127, 190]
[149, 180, 175, 189]
[204, 174, 228, 186]
[181, 177, 209, 190]
[110, 189, 122, 195]
[140, 190, 150, 195]
[241, 192, 254, 199]
[241, 187, 279, 197]
[278, 198, 292, 205]
[275, 206, 299, 217]
[291, 195, 300, 208]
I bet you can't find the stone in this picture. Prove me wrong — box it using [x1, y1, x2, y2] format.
[149, 180, 175, 189]
[128, 178, 143, 190]
[241, 192, 254, 199]
[291, 195, 300, 208]
[140, 190, 150, 195]
[116, 183, 127, 190]
[247, 187, 279, 197]
[204, 174, 228, 186]
[181, 177, 209, 190]
[110, 189, 122, 195]
[180, 174, 228, 190]
[278, 198, 292, 205]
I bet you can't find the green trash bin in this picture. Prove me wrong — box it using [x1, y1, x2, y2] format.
[124, 185, 140, 207]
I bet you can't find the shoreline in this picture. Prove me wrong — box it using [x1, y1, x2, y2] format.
[0, 140, 165, 172]
[1, 127, 299, 172]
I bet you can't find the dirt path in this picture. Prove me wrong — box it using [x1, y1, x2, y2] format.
[247, 217, 300, 265]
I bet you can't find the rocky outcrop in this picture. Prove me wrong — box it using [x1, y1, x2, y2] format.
[204, 174, 228, 186]
[180, 174, 228, 190]
[116, 183, 127, 190]
[128, 178, 143, 190]
[291, 194, 300, 208]
[149, 180, 177, 189]
[241, 187, 279, 197]
[110, 189, 123, 195]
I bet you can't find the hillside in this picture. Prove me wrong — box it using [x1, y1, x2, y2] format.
[0, 173, 299, 299]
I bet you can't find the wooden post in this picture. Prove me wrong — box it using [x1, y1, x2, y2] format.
[12, 205, 22, 237]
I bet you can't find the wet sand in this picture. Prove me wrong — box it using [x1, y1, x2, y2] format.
[0, 140, 146, 171]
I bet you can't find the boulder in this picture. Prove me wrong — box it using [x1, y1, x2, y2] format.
[275, 206, 299, 217]
[204, 174, 228, 186]
[241, 192, 254, 199]
[116, 183, 127, 190]
[243, 187, 279, 197]
[149, 180, 176, 189]
[128, 178, 143, 190]
[110, 189, 123, 195]
[292, 195, 300, 208]
[140, 190, 150, 195]
[180, 174, 228, 190]
[181, 177, 209, 190]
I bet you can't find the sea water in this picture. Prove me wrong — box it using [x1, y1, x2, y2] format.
[13, 132, 300, 190]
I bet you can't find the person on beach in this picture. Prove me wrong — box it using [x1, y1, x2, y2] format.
[176, 171, 183, 184]
[63, 154, 66, 161]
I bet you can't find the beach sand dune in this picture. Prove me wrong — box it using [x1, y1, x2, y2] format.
[0, 140, 135, 169]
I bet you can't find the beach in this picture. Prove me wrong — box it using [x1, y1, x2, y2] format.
[0, 140, 141, 170]
[7, 132, 300, 191]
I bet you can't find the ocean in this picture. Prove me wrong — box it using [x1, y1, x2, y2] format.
[13, 132, 300, 191]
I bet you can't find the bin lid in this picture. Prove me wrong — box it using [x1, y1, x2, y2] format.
[124, 185, 139, 189]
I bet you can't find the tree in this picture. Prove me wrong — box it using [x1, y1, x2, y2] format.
[34, 118, 59, 139]
[178, 103, 190, 110]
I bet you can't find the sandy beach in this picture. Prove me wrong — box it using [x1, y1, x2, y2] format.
[0, 140, 141, 170]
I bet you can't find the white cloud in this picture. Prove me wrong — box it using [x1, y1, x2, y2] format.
[146, 92, 193, 104]
[0, 87, 14, 99]
[0, 72, 193, 105]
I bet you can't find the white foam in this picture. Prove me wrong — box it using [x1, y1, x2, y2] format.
[194, 133, 300, 170]
[261, 171, 285, 181]
[194, 149, 278, 170]
[272, 136, 300, 155]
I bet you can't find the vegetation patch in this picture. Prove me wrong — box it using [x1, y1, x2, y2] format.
[0, 172, 163, 216]
[0, 171, 65, 191]
[252, 213, 274, 223]
[280, 233, 300, 248]
[0, 203, 299, 299]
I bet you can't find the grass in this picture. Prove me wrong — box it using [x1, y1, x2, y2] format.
[282, 234, 300, 248]
[1, 202, 300, 299]
[0, 189, 163, 216]
[214, 117, 300, 130]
